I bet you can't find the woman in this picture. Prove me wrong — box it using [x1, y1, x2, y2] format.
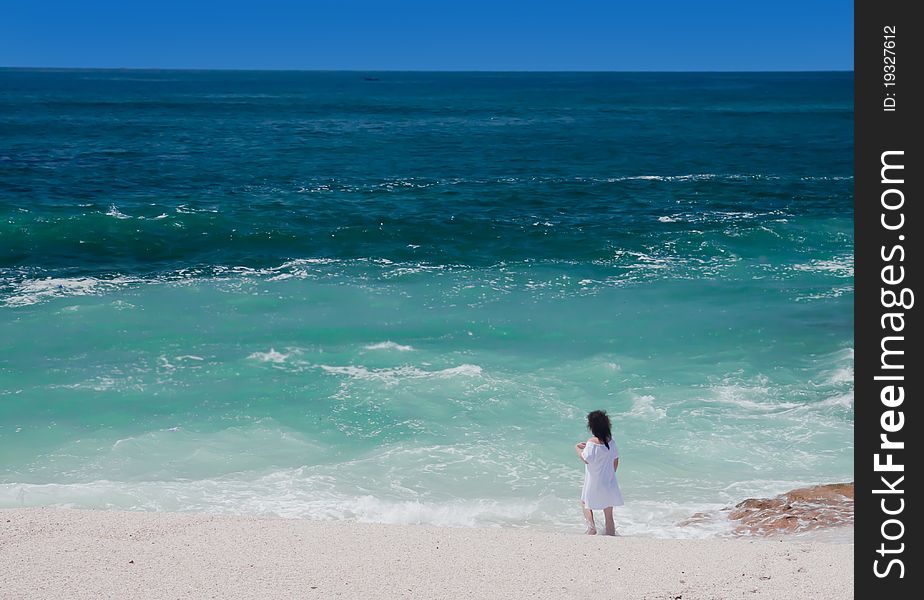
[575, 409, 624, 535]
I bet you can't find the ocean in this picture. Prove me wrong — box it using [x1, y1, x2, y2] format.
[0, 70, 853, 537]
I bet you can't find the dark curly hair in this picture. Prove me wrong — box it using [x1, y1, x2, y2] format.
[586, 410, 612, 449]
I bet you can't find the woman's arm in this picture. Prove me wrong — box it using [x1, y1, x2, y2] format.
[613, 457, 619, 472]
[575, 442, 588, 464]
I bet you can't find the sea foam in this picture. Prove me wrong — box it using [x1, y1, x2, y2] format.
[364, 341, 416, 352]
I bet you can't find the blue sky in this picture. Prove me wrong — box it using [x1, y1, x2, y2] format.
[1, 1, 852, 71]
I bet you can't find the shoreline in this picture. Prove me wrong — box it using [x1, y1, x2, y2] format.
[1, 507, 853, 599]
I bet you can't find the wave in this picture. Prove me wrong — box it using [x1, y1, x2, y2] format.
[0, 472, 851, 540]
[247, 348, 291, 364]
[2, 193, 851, 281]
[1, 244, 857, 308]
[792, 256, 854, 277]
[706, 384, 804, 413]
[612, 173, 777, 182]
[105, 205, 131, 219]
[319, 364, 482, 384]
[625, 395, 667, 419]
[364, 341, 416, 352]
[0, 476, 548, 528]
[289, 173, 851, 190]
[242, 347, 482, 383]
[814, 393, 853, 409]
[653, 208, 790, 224]
[793, 286, 854, 302]
[1, 275, 143, 307]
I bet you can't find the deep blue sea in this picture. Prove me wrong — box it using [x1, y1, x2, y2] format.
[0, 70, 853, 537]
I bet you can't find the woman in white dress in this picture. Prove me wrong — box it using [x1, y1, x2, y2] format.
[575, 410, 624, 535]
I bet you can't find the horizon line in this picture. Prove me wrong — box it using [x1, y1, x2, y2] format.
[0, 66, 855, 74]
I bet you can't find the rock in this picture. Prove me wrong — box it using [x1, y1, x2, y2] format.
[679, 483, 853, 537]
[728, 483, 853, 536]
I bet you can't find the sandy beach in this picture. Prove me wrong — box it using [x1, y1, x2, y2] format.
[1, 508, 852, 599]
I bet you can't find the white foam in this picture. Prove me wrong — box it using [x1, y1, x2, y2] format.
[49, 376, 138, 393]
[612, 249, 672, 269]
[832, 347, 854, 361]
[105, 205, 131, 219]
[175, 205, 218, 214]
[824, 367, 853, 386]
[110, 299, 134, 310]
[319, 363, 482, 384]
[800, 175, 854, 181]
[2, 276, 140, 307]
[257, 258, 340, 281]
[364, 341, 415, 352]
[794, 286, 854, 302]
[615, 173, 769, 183]
[816, 393, 854, 409]
[247, 349, 289, 364]
[0, 476, 762, 540]
[266, 273, 294, 281]
[0, 426, 852, 541]
[814, 348, 853, 389]
[0, 477, 543, 529]
[706, 384, 802, 412]
[438, 364, 483, 377]
[626, 395, 667, 419]
[792, 256, 854, 277]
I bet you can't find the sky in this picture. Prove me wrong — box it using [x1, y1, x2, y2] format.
[0, 1, 852, 71]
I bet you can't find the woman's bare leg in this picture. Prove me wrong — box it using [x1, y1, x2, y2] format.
[581, 501, 596, 534]
[603, 507, 616, 536]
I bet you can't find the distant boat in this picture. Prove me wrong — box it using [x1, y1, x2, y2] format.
[363, 76, 380, 81]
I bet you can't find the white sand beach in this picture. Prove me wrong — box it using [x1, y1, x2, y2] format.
[1, 508, 852, 599]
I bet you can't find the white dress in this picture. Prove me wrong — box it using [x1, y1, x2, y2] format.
[580, 439, 624, 510]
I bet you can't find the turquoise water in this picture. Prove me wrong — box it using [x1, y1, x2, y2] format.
[0, 71, 853, 536]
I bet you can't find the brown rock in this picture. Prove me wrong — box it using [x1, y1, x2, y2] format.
[728, 483, 853, 536]
[679, 482, 853, 537]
